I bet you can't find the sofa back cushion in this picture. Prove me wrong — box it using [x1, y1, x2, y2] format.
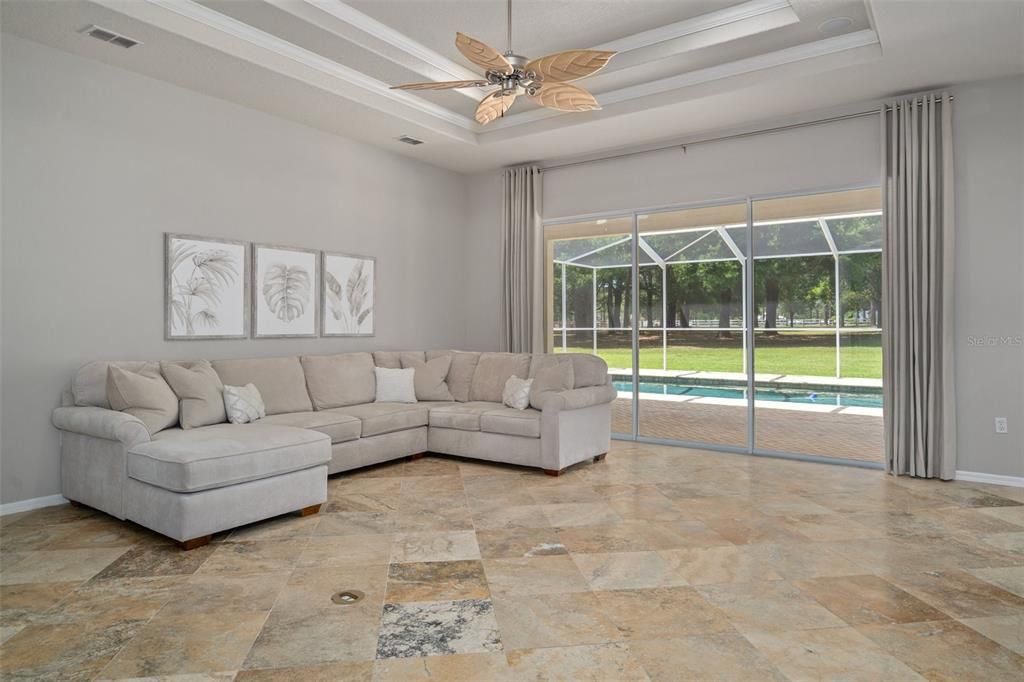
[212, 356, 312, 415]
[469, 352, 532, 403]
[300, 352, 376, 409]
[428, 350, 479, 402]
[373, 351, 425, 369]
[72, 360, 151, 408]
[567, 353, 609, 388]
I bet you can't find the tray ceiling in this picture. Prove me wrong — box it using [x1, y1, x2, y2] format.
[3, 0, 1023, 171]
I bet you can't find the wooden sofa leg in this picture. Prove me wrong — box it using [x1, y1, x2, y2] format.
[543, 469, 562, 477]
[593, 453, 608, 462]
[179, 535, 212, 551]
[296, 504, 322, 517]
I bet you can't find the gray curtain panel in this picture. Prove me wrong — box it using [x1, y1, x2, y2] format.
[881, 93, 956, 479]
[500, 164, 544, 353]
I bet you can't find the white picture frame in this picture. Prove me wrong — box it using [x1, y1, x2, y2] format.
[165, 233, 249, 340]
[252, 243, 320, 338]
[321, 251, 376, 337]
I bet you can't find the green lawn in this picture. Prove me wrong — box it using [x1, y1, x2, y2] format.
[556, 332, 882, 379]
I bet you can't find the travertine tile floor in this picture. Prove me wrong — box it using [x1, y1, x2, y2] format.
[2, 442, 1024, 680]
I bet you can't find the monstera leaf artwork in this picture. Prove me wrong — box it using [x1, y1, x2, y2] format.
[254, 245, 319, 337]
[323, 252, 375, 336]
[262, 264, 311, 323]
[165, 234, 248, 339]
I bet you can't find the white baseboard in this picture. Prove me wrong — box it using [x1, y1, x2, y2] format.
[955, 470, 1024, 488]
[0, 494, 68, 517]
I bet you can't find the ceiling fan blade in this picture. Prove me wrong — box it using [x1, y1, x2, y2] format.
[391, 80, 490, 90]
[528, 82, 601, 112]
[525, 50, 616, 83]
[456, 32, 513, 75]
[475, 90, 516, 125]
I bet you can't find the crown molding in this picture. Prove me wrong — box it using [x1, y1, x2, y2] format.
[278, 0, 481, 101]
[485, 29, 881, 132]
[101, 0, 480, 137]
[599, 0, 796, 53]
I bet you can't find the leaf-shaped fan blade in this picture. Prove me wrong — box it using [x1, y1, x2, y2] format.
[525, 50, 616, 83]
[528, 82, 601, 112]
[475, 90, 516, 125]
[390, 80, 489, 90]
[456, 32, 512, 74]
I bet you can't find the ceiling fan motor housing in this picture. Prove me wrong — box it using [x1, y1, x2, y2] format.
[490, 54, 536, 96]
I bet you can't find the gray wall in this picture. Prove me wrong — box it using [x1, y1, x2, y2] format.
[952, 75, 1024, 478]
[1, 35, 472, 505]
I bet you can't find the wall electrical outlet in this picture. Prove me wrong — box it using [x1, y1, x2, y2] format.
[995, 417, 1008, 434]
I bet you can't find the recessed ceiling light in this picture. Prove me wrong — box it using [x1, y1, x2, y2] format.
[596, 219, 608, 225]
[818, 17, 853, 36]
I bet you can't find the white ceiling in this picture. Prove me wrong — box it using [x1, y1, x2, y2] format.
[3, 0, 1023, 172]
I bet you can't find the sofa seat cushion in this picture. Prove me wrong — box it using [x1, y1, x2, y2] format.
[128, 423, 330, 493]
[261, 411, 361, 444]
[328, 403, 429, 438]
[480, 406, 542, 438]
[427, 402, 501, 432]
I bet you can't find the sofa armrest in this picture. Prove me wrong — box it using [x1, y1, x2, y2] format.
[52, 406, 151, 448]
[534, 383, 617, 413]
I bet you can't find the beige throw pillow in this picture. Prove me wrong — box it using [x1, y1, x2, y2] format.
[106, 363, 179, 435]
[161, 360, 226, 429]
[529, 359, 575, 410]
[403, 354, 453, 401]
[502, 376, 533, 410]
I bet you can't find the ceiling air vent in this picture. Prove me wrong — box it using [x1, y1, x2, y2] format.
[397, 135, 424, 146]
[81, 25, 141, 49]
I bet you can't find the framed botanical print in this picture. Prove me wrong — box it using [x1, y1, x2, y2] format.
[322, 251, 375, 337]
[252, 244, 319, 338]
[165, 233, 249, 340]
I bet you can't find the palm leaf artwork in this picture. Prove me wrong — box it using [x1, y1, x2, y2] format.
[325, 271, 346, 323]
[345, 260, 373, 329]
[169, 241, 239, 336]
[262, 263, 311, 323]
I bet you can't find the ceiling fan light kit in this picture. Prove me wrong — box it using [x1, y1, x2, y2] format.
[390, 0, 616, 125]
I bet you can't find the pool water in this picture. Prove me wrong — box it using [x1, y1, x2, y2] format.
[613, 381, 883, 409]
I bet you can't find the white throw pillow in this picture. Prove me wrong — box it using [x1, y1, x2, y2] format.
[374, 367, 417, 403]
[502, 375, 533, 410]
[223, 383, 266, 424]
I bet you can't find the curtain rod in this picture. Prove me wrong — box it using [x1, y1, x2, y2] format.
[539, 96, 953, 173]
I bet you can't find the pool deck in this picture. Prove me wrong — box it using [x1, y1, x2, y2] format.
[610, 368, 883, 390]
[612, 397, 883, 464]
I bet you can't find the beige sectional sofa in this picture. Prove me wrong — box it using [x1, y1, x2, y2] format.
[52, 350, 614, 549]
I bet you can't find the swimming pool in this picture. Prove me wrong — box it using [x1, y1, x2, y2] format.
[613, 381, 883, 409]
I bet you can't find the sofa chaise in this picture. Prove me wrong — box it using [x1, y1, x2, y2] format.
[52, 350, 615, 549]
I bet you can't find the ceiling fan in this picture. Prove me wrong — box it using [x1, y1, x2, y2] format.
[390, 0, 616, 125]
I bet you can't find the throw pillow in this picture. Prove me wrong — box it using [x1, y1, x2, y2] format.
[502, 375, 533, 410]
[529, 359, 575, 410]
[223, 383, 266, 424]
[106, 363, 179, 435]
[402, 354, 454, 401]
[374, 367, 417, 403]
[161, 360, 226, 429]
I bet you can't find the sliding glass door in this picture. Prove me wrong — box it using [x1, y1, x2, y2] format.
[634, 203, 749, 448]
[544, 187, 884, 465]
[751, 189, 884, 461]
[547, 216, 634, 436]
